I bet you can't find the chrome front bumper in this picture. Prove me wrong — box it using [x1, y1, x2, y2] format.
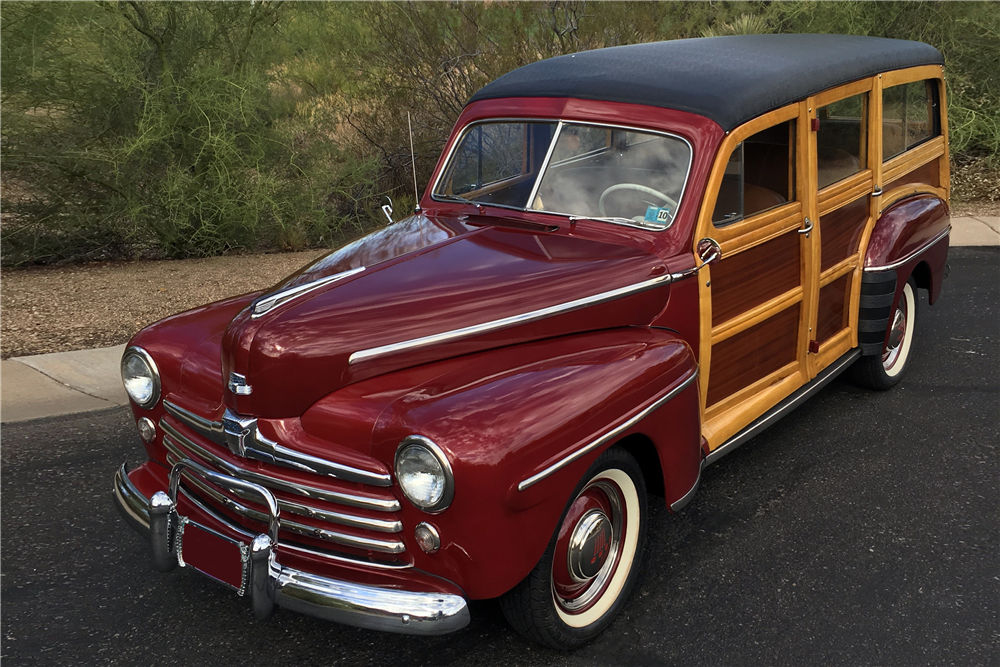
[112, 462, 470, 636]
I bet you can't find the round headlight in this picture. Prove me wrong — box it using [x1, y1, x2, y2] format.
[395, 437, 454, 513]
[121, 346, 160, 409]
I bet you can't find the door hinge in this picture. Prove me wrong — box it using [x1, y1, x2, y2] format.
[810, 118, 820, 132]
[809, 340, 820, 354]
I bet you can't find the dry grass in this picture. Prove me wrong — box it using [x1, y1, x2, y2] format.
[0, 249, 325, 359]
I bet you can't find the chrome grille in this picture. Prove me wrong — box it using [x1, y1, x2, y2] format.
[159, 404, 406, 560]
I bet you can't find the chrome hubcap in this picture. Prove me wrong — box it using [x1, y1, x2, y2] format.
[882, 294, 908, 371]
[551, 480, 624, 614]
[568, 509, 614, 582]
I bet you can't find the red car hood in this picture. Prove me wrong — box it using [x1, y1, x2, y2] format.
[221, 213, 670, 418]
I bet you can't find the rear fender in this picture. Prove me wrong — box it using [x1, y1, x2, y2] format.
[371, 327, 699, 599]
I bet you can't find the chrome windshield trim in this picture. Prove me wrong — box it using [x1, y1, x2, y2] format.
[429, 117, 694, 233]
[252, 266, 366, 317]
[170, 460, 405, 554]
[161, 436, 402, 532]
[518, 368, 699, 491]
[160, 419, 401, 512]
[524, 120, 564, 208]
[863, 226, 951, 272]
[349, 273, 672, 365]
[163, 401, 392, 487]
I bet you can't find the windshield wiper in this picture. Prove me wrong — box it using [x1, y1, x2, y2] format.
[434, 193, 474, 204]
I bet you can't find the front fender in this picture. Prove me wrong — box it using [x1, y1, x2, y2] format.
[371, 327, 699, 599]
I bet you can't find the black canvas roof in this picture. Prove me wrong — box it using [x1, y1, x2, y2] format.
[468, 34, 943, 131]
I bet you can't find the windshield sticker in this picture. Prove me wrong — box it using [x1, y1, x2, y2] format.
[644, 206, 672, 224]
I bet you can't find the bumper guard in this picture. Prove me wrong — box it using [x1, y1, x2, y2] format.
[112, 461, 469, 635]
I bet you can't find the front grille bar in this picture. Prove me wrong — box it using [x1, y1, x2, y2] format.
[160, 419, 400, 513]
[163, 400, 392, 487]
[166, 454, 405, 554]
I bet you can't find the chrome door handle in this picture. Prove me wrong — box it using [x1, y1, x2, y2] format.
[872, 185, 883, 196]
[798, 217, 814, 238]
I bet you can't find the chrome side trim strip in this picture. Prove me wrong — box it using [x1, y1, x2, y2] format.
[163, 401, 392, 487]
[518, 368, 699, 491]
[252, 266, 366, 317]
[164, 401, 225, 444]
[161, 436, 402, 533]
[705, 348, 861, 465]
[171, 463, 405, 554]
[160, 420, 400, 512]
[863, 226, 951, 273]
[669, 459, 703, 513]
[350, 273, 673, 365]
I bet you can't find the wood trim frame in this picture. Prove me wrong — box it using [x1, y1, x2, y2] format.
[693, 103, 802, 422]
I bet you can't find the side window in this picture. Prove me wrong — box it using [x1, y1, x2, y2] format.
[712, 120, 796, 226]
[882, 79, 940, 161]
[816, 93, 867, 190]
[448, 123, 529, 194]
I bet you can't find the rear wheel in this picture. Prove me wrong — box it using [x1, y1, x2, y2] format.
[851, 277, 917, 390]
[500, 447, 647, 650]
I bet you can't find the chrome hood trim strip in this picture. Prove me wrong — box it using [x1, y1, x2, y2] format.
[163, 401, 391, 487]
[252, 266, 366, 317]
[864, 226, 950, 272]
[160, 419, 400, 512]
[349, 273, 672, 365]
[518, 367, 699, 491]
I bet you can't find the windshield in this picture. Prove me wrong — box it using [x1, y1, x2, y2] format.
[433, 121, 691, 228]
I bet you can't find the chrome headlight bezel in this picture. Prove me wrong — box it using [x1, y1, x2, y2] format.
[394, 435, 454, 513]
[121, 346, 161, 410]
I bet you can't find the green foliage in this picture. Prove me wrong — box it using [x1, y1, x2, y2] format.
[2, 1, 996, 265]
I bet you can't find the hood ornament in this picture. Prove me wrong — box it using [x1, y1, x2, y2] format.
[228, 372, 253, 396]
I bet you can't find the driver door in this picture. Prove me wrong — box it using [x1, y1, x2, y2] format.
[695, 103, 818, 450]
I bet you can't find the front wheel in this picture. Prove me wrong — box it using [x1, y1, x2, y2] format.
[851, 277, 918, 390]
[499, 447, 648, 650]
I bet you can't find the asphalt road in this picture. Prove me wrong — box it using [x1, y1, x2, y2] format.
[3, 247, 997, 667]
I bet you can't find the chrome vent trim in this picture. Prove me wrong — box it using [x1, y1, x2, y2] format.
[159, 419, 400, 512]
[252, 266, 366, 317]
[163, 401, 392, 487]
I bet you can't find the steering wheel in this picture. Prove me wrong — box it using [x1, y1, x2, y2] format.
[598, 183, 678, 220]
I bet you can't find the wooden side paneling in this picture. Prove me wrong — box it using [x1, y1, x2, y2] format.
[815, 273, 852, 344]
[820, 195, 869, 272]
[710, 231, 801, 327]
[884, 160, 939, 192]
[707, 306, 800, 407]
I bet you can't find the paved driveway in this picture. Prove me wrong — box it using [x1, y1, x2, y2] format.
[2, 248, 996, 667]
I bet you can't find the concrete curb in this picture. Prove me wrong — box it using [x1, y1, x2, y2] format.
[1, 216, 996, 424]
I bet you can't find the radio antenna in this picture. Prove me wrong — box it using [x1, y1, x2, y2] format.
[408, 112, 420, 212]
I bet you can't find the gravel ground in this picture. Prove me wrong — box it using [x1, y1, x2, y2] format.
[0, 250, 325, 359]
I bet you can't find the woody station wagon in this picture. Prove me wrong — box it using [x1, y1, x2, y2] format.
[113, 35, 951, 649]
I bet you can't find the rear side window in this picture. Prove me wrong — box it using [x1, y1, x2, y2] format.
[882, 79, 940, 161]
[712, 120, 796, 226]
[816, 93, 868, 190]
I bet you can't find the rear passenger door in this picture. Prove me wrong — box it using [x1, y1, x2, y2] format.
[805, 79, 877, 375]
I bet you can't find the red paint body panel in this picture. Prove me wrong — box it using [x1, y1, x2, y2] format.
[866, 194, 951, 305]
[124, 94, 717, 604]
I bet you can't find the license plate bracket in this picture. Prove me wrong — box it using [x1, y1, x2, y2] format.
[176, 516, 249, 595]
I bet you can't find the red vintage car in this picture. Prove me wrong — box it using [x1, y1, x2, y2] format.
[114, 34, 951, 649]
